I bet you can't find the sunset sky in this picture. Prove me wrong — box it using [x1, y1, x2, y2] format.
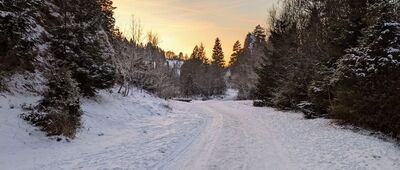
[113, 0, 278, 60]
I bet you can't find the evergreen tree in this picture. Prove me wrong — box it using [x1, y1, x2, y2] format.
[229, 40, 242, 66]
[23, 66, 83, 138]
[253, 25, 266, 42]
[230, 25, 268, 99]
[198, 43, 208, 64]
[181, 42, 227, 97]
[180, 45, 206, 96]
[256, 13, 298, 106]
[50, 0, 115, 97]
[190, 45, 200, 61]
[97, 0, 116, 35]
[178, 52, 184, 60]
[210, 38, 227, 95]
[0, 0, 42, 72]
[276, 4, 325, 112]
[211, 38, 225, 68]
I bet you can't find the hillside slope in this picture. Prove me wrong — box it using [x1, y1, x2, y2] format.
[0, 88, 206, 169]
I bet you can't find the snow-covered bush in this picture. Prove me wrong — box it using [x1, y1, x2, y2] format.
[22, 67, 83, 138]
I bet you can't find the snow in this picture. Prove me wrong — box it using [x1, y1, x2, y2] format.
[248, 34, 256, 50]
[388, 47, 400, 53]
[0, 11, 13, 17]
[165, 101, 400, 170]
[166, 60, 184, 67]
[0, 89, 206, 170]
[384, 22, 400, 27]
[166, 59, 184, 75]
[1, 90, 400, 169]
[223, 88, 238, 100]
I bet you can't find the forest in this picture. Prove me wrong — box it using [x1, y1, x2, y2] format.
[252, 0, 400, 139]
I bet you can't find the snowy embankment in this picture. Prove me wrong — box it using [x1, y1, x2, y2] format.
[0, 88, 206, 170]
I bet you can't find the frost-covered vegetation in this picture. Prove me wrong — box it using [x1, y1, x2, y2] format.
[251, 0, 400, 139]
[0, 0, 181, 138]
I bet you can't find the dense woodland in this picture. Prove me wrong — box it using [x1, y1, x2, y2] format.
[1, 0, 399, 140]
[251, 0, 400, 139]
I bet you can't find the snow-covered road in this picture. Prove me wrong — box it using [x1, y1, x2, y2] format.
[165, 100, 295, 170]
[1, 90, 400, 170]
[166, 100, 400, 170]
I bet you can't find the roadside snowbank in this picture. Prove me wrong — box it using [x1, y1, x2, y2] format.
[0, 89, 206, 170]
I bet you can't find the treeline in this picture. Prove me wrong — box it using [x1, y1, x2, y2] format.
[179, 25, 269, 99]
[255, 0, 400, 138]
[0, 0, 180, 138]
[180, 38, 226, 97]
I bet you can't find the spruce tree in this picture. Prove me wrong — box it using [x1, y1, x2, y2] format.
[211, 38, 225, 68]
[229, 40, 242, 66]
[198, 43, 208, 64]
[23, 66, 83, 138]
[253, 25, 266, 42]
[210, 38, 227, 95]
[256, 16, 298, 106]
[97, 0, 116, 35]
[50, 0, 115, 97]
[180, 45, 205, 96]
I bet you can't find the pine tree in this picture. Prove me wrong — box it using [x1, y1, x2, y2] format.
[230, 25, 269, 99]
[198, 43, 208, 64]
[277, 4, 325, 112]
[23, 66, 83, 138]
[210, 38, 227, 95]
[229, 40, 242, 66]
[256, 14, 298, 106]
[253, 25, 266, 42]
[50, 0, 115, 97]
[190, 45, 200, 61]
[180, 45, 205, 96]
[178, 52, 184, 60]
[97, 0, 116, 35]
[211, 38, 225, 68]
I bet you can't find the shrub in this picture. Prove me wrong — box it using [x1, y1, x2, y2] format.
[22, 67, 83, 138]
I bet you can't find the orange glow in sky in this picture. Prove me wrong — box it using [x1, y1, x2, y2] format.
[113, 0, 278, 60]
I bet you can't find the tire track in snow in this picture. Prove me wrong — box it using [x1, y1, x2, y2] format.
[166, 101, 298, 170]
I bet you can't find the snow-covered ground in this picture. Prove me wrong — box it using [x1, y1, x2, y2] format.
[1, 89, 400, 170]
[166, 101, 400, 170]
[0, 89, 206, 170]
